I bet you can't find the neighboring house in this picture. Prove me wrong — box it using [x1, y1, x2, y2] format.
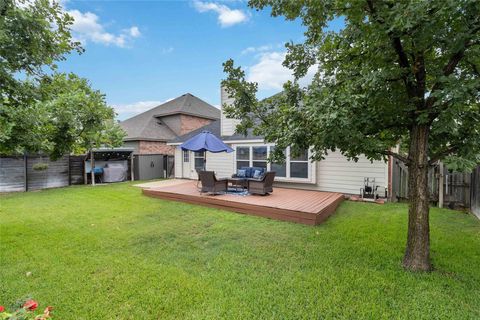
[120, 93, 220, 155]
[168, 88, 392, 196]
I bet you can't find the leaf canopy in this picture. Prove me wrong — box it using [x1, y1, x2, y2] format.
[223, 0, 480, 170]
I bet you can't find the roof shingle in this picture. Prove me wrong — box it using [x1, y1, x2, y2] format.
[120, 93, 220, 141]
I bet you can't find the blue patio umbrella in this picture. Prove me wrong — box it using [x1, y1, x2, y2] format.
[180, 131, 234, 153]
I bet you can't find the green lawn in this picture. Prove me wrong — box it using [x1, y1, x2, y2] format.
[0, 182, 479, 319]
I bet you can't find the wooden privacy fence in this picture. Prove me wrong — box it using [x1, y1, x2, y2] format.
[0, 155, 85, 193]
[1, 153, 175, 193]
[391, 160, 474, 210]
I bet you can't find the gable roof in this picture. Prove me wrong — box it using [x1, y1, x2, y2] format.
[120, 93, 220, 141]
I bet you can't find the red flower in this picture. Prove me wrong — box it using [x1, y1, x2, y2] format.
[0, 305, 5, 312]
[23, 299, 38, 311]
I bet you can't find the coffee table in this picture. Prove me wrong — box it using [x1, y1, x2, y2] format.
[227, 178, 247, 192]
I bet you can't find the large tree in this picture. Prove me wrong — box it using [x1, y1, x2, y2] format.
[0, 0, 125, 158]
[222, 0, 480, 271]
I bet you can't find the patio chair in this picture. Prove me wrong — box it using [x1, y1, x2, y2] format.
[247, 171, 276, 195]
[198, 170, 228, 195]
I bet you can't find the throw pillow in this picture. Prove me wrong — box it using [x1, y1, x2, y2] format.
[253, 170, 262, 179]
[237, 169, 246, 177]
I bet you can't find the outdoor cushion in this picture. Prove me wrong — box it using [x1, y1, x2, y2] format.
[236, 169, 246, 178]
[253, 170, 262, 179]
[240, 167, 265, 178]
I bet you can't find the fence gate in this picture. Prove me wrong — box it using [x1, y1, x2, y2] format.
[391, 160, 471, 209]
[443, 170, 471, 209]
[391, 160, 439, 202]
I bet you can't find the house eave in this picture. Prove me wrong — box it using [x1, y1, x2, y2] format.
[123, 137, 168, 142]
[154, 111, 219, 121]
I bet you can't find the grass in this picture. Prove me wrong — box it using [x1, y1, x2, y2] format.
[0, 182, 479, 319]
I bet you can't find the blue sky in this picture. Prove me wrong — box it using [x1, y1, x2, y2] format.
[57, 1, 343, 120]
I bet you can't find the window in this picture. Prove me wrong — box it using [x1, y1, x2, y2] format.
[183, 150, 189, 162]
[252, 146, 267, 170]
[270, 147, 286, 177]
[194, 151, 205, 171]
[290, 149, 309, 178]
[235, 145, 311, 181]
[236, 147, 250, 170]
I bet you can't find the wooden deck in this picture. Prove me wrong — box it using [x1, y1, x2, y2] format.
[141, 180, 344, 225]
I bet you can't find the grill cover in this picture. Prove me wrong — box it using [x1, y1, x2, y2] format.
[103, 162, 127, 182]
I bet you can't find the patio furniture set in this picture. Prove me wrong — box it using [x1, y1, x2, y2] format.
[198, 168, 276, 196]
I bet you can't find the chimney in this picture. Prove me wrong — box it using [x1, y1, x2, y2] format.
[220, 85, 240, 136]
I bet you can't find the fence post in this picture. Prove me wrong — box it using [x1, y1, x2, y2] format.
[68, 154, 71, 186]
[91, 150, 95, 186]
[130, 155, 134, 181]
[24, 153, 28, 192]
[438, 162, 444, 208]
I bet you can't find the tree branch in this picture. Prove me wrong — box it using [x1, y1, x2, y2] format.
[426, 28, 480, 115]
[383, 150, 410, 165]
[428, 145, 459, 165]
[366, 0, 417, 99]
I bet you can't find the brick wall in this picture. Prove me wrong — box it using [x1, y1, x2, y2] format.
[180, 115, 213, 135]
[138, 141, 175, 155]
[135, 115, 215, 155]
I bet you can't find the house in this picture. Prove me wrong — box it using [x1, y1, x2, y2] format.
[120, 93, 220, 155]
[168, 88, 392, 197]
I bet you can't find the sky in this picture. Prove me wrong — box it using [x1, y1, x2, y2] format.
[56, 0, 343, 120]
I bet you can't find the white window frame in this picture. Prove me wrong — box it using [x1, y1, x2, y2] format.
[183, 150, 189, 162]
[233, 144, 316, 184]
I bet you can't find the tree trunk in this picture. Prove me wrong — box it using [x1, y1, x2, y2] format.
[403, 124, 432, 271]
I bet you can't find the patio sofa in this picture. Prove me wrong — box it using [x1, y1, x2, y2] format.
[232, 167, 266, 179]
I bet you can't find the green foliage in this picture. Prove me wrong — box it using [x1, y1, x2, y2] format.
[0, 1, 125, 159]
[32, 163, 48, 171]
[0, 183, 479, 318]
[38, 73, 126, 158]
[222, 0, 480, 170]
[1, 73, 125, 159]
[0, 0, 81, 102]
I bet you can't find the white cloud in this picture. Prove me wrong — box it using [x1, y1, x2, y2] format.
[247, 51, 318, 91]
[113, 98, 174, 120]
[193, 1, 248, 27]
[127, 26, 141, 38]
[241, 45, 272, 55]
[67, 9, 140, 48]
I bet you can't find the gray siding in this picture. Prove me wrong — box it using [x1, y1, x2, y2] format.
[161, 114, 182, 136]
[122, 141, 140, 154]
[220, 86, 240, 136]
[205, 151, 234, 178]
